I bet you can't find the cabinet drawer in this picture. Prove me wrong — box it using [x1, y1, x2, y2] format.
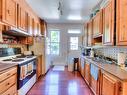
[1, 84, 17, 95]
[0, 67, 17, 82]
[0, 74, 17, 94]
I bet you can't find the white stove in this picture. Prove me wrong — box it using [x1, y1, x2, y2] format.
[0, 54, 37, 95]
[0, 55, 36, 65]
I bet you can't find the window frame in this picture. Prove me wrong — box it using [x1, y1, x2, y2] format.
[69, 37, 79, 50]
[49, 30, 60, 55]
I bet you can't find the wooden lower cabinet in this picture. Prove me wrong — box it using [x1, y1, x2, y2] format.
[80, 57, 85, 77]
[101, 72, 120, 95]
[84, 62, 90, 85]
[37, 55, 42, 80]
[0, 66, 17, 95]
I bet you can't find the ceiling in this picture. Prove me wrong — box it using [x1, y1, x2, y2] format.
[26, 0, 102, 24]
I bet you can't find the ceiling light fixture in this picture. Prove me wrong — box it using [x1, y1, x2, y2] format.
[58, 1, 63, 15]
[67, 15, 82, 20]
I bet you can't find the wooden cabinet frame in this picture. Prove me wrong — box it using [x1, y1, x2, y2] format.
[0, 0, 17, 27]
[116, 0, 127, 45]
[103, 0, 115, 45]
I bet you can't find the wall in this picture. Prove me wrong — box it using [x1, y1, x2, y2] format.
[47, 23, 84, 66]
[95, 47, 127, 60]
[0, 44, 27, 53]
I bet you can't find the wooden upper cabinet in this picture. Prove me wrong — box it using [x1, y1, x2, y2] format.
[0, 24, 3, 42]
[18, 5, 28, 32]
[103, 0, 114, 45]
[93, 10, 103, 38]
[0, 0, 17, 27]
[28, 15, 34, 35]
[102, 73, 120, 95]
[116, 0, 127, 45]
[83, 25, 88, 47]
[87, 20, 93, 46]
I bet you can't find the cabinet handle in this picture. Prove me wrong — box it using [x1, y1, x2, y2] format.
[6, 82, 10, 86]
[7, 10, 11, 16]
[6, 73, 11, 76]
[119, 87, 122, 92]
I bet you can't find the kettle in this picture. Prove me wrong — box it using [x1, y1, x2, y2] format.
[90, 48, 94, 57]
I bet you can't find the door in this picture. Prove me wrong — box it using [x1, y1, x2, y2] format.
[87, 20, 93, 46]
[67, 30, 82, 66]
[93, 10, 103, 38]
[102, 73, 120, 95]
[116, 0, 127, 45]
[1, 0, 17, 26]
[18, 5, 28, 32]
[48, 30, 64, 66]
[103, 0, 114, 45]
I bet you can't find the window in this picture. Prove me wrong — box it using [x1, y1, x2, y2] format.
[68, 29, 81, 34]
[70, 37, 79, 50]
[50, 30, 60, 55]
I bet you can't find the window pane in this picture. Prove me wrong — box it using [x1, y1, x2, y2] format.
[50, 43, 59, 55]
[51, 31, 59, 42]
[70, 37, 78, 43]
[70, 37, 78, 50]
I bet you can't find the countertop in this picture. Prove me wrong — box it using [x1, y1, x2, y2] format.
[0, 63, 17, 72]
[82, 56, 127, 82]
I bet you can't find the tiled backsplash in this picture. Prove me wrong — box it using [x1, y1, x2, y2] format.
[0, 44, 27, 53]
[95, 47, 127, 60]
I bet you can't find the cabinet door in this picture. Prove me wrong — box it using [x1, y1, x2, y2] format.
[93, 10, 103, 37]
[116, 0, 127, 45]
[1, 0, 17, 26]
[18, 6, 28, 32]
[0, 24, 3, 42]
[37, 55, 42, 79]
[83, 25, 88, 46]
[103, 0, 114, 45]
[84, 63, 90, 85]
[28, 16, 33, 35]
[87, 21, 93, 46]
[102, 73, 120, 95]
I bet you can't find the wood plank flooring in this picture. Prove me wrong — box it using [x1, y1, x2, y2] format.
[27, 67, 93, 95]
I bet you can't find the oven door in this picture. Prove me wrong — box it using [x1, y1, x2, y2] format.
[17, 59, 36, 89]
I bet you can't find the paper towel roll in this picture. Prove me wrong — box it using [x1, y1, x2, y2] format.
[118, 52, 126, 65]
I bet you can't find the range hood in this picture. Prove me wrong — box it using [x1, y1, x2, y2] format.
[2, 25, 31, 37]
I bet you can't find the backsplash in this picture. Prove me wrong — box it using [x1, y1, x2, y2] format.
[0, 44, 27, 53]
[95, 47, 127, 60]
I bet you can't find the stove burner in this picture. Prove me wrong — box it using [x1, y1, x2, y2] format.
[16, 55, 33, 58]
[12, 59, 24, 62]
[2, 59, 12, 61]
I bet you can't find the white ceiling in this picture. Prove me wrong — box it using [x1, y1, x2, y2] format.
[26, 0, 102, 23]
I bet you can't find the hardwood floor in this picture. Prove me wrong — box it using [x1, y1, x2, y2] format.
[27, 67, 93, 95]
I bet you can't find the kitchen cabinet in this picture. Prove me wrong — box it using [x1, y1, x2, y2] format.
[78, 59, 81, 73]
[0, 0, 17, 27]
[37, 55, 42, 80]
[28, 15, 34, 35]
[101, 72, 120, 95]
[93, 10, 103, 38]
[116, 0, 127, 45]
[40, 20, 47, 37]
[103, 0, 115, 45]
[83, 25, 88, 47]
[80, 57, 85, 78]
[84, 62, 90, 85]
[0, 24, 3, 42]
[87, 20, 93, 46]
[0, 66, 17, 95]
[18, 5, 28, 32]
